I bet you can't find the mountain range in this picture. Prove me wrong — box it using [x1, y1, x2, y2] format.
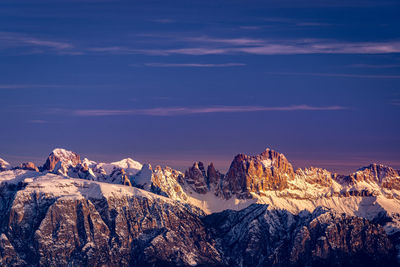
[0, 147, 399, 266]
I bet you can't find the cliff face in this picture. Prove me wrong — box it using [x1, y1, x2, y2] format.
[42, 148, 81, 171]
[0, 170, 396, 267]
[204, 204, 397, 267]
[347, 164, 400, 190]
[220, 148, 294, 199]
[0, 171, 220, 266]
[1, 148, 400, 266]
[183, 162, 223, 194]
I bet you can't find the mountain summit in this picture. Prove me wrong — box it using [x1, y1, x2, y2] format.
[0, 147, 399, 266]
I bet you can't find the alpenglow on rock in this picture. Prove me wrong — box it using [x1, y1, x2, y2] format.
[0, 158, 11, 171]
[1, 147, 400, 266]
[0, 170, 398, 266]
[42, 148, 81, 171]
[220, 148, 295, 199]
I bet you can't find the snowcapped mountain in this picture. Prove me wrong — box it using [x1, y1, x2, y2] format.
[0, 158, 11, 171]
[95, 158, 142, 177]
[39, 148, 142, 185]
[0, 147, 399, 266]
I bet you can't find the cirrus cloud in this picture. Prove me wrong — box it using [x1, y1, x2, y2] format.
[73, 105, 348, 117]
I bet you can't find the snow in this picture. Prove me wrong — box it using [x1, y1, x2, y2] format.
[0, 157, 11, 169]
[96, 158, 142, 176]
[0, 169, 174, 204]
[52, 148, 74, 157]
[82, 158, 97, 168]
[2, 159, 400, 237]
[261, 159, 272, 168]
[133, 163, 153, 189]
[185, 189, 257, 213]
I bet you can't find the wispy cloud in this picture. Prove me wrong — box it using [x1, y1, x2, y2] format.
[0, 32, 77, 55]
[4, 31, 400, 57]
[349, 63, 400, 69]
[263, 17, 332, 27]
[239, 26, 263, 30]
[93, 37, 400, 56]
[73, 105, 347, 117]
[391, 99, 400, 106]
[265, 71, 400, 79]
[143, 62, 246, 67]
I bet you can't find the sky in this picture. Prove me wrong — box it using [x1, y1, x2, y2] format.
[0, 0, 400, 174]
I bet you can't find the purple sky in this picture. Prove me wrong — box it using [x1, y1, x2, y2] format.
[0, 0, 400, 174]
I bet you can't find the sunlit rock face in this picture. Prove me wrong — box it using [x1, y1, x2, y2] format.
[134, 164, 189, 202]
[220, 148, 294, 199]
[15, 162, 39, 172]
[42, 148, 81, 171]
[349, 164, 400, 190]
[1, 147, 400, 266]
[0, 158, 11, 172]
[0, 171, 397, 267]
[295, 167, 334, 187]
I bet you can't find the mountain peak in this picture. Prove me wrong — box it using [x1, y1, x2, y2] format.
[0, 158, 11, 171]
[352, 163, 400, 187]
[110, 158, 142, 171]
[43, 148, 81, 171]
[221, 148, 294, 199]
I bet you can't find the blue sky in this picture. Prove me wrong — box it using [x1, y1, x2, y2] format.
[1, 0, 400, 174]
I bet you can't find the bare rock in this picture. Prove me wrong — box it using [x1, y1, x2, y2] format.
[43, 148, 81, 171]
[16, 162, 39, 172]
[220, 148, 294, 199]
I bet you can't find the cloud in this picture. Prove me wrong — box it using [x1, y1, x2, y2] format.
[263, 17, 332, 27]
[5, 31, 400, 57]
[349, 64, 400, 69]
[185, 36, 266, 46]
[74, 105, 348, 117]
[143, 62, 246, 67]
[239, 26, 263, 30]
[92, 37, 400, 56]
[233, 39, 400, 55]
[265, 71, 400, 79]
[0, 32, 76, 54]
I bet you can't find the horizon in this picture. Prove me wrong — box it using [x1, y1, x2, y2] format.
[1, 0, 400, 175]
[1, 146, 399, 176]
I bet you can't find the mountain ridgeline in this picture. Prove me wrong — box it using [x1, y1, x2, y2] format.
[0, 147, 399, 266]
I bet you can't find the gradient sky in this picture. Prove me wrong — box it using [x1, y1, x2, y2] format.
[1, 0, 400, 174]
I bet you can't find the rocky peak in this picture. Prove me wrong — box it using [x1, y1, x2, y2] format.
[295, 167, 334, 187]
[108, 158, 142, 176]
[207, 162, 222, 187]
[0, 158, 11, 171]
[347, 163, 400, 190]
[184, 162, 224, 194]
[16, 162, 39, 172]
[184, 162, 208, 194]
[356, 163, 399, 182]
[134, 164, 188, 202]
[43, 148, 81, 171]
[220, 148, 294, 199]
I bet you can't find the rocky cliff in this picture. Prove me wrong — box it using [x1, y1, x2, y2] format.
[218, 148, 294, 199]
[0, 170, 397, 267]
[1, 147, 400, 266]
